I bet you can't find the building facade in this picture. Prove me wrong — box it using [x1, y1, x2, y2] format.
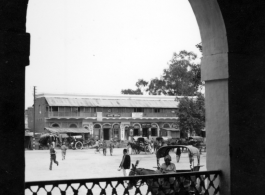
[29, 93, 181, 140]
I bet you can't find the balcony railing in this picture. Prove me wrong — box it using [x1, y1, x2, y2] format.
[47, 112, 177, 118]
[25, 170, 221, 195]
[143, 113, 177, 117]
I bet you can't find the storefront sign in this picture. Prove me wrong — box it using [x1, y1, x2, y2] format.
[97, 112, 102, 121]
[142, 123, 151, 128]
[132, 112, 143, 118]
[106, 114, 121, 117]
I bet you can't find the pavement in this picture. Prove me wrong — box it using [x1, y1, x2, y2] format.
[25, 148, 206, 182]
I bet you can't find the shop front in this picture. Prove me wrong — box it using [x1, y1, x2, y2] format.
[93, 124, 101, 140]
[112, 124, 120, 140]
[102, 123, 111, 140]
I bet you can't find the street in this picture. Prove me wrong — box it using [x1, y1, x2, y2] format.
[25, 148, 206, 182]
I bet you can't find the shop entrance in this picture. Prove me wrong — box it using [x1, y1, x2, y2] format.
[103, 128, 110, 140]
[142, 128, 149, 137]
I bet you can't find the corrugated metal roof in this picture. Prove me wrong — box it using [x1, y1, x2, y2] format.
[45, 127, 90, 134]
[45, 97, 178, 108]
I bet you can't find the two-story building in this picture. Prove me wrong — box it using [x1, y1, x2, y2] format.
[29, 93, 181, 141]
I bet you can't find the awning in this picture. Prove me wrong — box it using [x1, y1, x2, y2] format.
[161, 128, 179, 131]
[45, 127, 90, 134]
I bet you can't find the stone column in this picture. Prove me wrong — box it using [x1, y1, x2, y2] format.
[0, 0, 30, 194]
[120, 125, 125, 141]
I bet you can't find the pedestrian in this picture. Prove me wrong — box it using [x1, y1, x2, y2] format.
[94, 139, 100, 153]
[176, 147, 181, 163]
[61, 142, 67, 160]
[109, 139, 114, 156]
[118, 149, 131, 176]
[102, 140, 107, 156]
[187, 145, 200, 168]
[49, 144, 59, 170]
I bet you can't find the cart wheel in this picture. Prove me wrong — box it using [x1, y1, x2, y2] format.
[75, 141, 83, 150]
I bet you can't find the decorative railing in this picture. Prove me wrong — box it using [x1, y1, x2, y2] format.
[25, 170, 221, 195]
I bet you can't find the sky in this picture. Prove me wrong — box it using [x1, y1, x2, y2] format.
[25, 0, 201, 108]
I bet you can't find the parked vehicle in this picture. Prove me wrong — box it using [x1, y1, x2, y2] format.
[128, 145, 204, 195]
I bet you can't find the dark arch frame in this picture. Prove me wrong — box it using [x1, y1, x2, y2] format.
[2, 1, 265, 194]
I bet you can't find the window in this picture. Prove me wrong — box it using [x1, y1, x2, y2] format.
[151, 128, 157, 136]
[161, 130, 167, 136]
[134, 108, 143, 112]
[69, 124, 77, 128]
[85, 107, 91, 113]
[97, 107, 103, 112]
[163, 123, 170, 128]
[58, 107, 65, 112]
[52, 123, 60, 128]
[65, 107, 71, 112]
[94, 124, 101, 128]
[144, 108, 152, 113]
[154, 108, 160, 113]
[71, 107, 78, 112]
[51, 107, 58, 112]
[133, 129, 139, 136]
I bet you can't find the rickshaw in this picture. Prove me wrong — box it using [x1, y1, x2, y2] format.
[137, 137, 152, 153]
[128, 145, 204, 194]
[156, 145, 202, 171]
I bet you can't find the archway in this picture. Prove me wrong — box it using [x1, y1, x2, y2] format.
[69, 123, 77, 128]
[4, 1, 265, 194]
[51, 123, 60, 128]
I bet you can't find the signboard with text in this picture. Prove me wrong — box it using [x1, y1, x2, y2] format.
[132, 112, 143, 118]
[97, 112, 102, 121]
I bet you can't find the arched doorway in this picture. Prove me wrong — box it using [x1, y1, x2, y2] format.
[6, 1, 265, 194]
[102, 123, 111, 140]
[112, 123, 120, 140]
[133, 124, 141, 136]
[93, 124, 102, 140]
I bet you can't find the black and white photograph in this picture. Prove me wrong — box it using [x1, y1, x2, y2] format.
[1, 1, 264, 195]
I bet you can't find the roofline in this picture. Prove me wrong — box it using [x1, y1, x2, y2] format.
[35, 93, 190, 101]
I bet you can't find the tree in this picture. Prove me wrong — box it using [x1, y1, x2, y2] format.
[177, 93, 205, 137]
[121, 79, 148, 95]
[146, 50, 202, 96]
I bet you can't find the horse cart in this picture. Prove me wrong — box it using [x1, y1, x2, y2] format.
[38, 133, 94, 150]
[128, 145, 204, 195]
[127, 137, 153, 154]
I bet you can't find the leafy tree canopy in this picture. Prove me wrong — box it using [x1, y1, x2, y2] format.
[177, 93, 205, 137]
[121, 50, 202, 96]
[147, 50, 202, 96]
[121, 79, 148, 95]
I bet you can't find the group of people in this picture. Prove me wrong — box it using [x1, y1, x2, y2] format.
[94, 139, 115, 156]
[49, 142, 68, 170]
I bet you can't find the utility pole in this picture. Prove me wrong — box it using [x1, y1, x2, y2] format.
[33, 86, 36, 137]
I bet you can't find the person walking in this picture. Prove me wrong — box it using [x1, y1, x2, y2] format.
[176, 147, 181, 163]
[118, 149, 131, 176]
[94, 139, 100, 153]
[61, 142, 67, 160]
[109, 139, 114, 156]
[102, 140, 107, 156]
[49, 144, 59, 170]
